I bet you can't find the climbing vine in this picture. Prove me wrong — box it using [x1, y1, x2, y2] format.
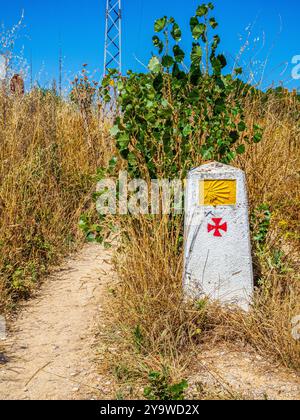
[100, 2, 263, 180]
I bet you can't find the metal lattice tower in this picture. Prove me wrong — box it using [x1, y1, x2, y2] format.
[104, 0, 122, 76]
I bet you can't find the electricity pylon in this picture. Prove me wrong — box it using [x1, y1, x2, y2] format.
[104, 0, 122, 76]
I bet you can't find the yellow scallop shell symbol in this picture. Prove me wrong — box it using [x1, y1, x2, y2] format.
[201, 180, 236, 206]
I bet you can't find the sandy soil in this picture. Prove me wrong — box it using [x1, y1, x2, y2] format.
[0, 244, 114, 400]
[0, 243, 299, 400]
[188, 344, 300, 400]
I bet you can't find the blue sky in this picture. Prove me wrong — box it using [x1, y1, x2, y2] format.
[1, 0, 299, 91]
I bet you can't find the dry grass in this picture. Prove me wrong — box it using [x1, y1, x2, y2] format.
[0, 82, 298, 399]
[229, 91, 300, 370]
[101, 90, 300, 398]
[0, 89, 111, 312]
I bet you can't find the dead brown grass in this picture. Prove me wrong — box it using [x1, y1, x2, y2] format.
[231, 90, 300, 371]
[102, 90, 300, 398]
[0, 89, 111, 311]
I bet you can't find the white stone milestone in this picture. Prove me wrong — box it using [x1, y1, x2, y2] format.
[183, 162, 253, 310]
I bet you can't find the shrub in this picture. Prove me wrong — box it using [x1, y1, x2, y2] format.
[101, 3, 262, 180]
[144, 370, 188, 400]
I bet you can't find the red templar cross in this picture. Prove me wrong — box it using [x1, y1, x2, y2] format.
[207, 218, 228, 237]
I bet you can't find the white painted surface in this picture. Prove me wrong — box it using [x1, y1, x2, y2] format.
[183, 162, 253, 310]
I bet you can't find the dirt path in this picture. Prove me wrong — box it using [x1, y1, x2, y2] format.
[0, 244, 114, 400]
[189, 344, 300, 400]
[0, 243, 299, 400]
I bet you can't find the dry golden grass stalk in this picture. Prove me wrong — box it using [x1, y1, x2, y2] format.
[0, 89, 111, 311]
[103, 91, 299, 395]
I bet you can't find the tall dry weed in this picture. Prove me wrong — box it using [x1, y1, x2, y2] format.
[0, 89, 111, 311]
[104, 91, 300, 390]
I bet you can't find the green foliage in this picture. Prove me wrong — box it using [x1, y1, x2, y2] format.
[79, 213, 112, 248]
[144, 369, 188, 400]
[251, 204, 271, 247]
[100, 3, 263, 180]
[270, 249, 288, 274]
[196, 297, 208, 311]
[133, 324, 144, 352]
[154, 16, 167, 33]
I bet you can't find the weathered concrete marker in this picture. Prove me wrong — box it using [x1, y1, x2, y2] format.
[183, 162, 253, 310]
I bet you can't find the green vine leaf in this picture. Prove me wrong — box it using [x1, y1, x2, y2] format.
[171, 23, 182, 42]
[148, 56, 161, 73]
[173, 45, 185, 63]
[152, 36, 164, 54]
[209, 17, 218, 29]
[191, 44, 203, 66]
[109, 125, 120, 137]
[236, 144, 246, 154]
[162, 55, 174, 68]
[154, 16, 167, 32]
[190, 16, 199, 32]
[98, 2, 263, 181]
[234, 67, 243, 75]
[192, 23, 206, 40]
[196, 4, 208, 17]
